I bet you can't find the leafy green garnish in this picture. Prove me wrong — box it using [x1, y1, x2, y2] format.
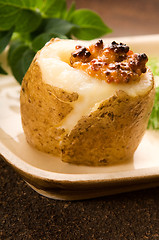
[44, 18, 76, 36]
[8, 40, 30, 83]
[147, 57, 159, 130]
[0, 29, 13, 53]
[0, 0, 42, 32]
[41, 0, 67, 18]
[0, 0, 111, 83]
[147, 86, 159, 130]
[65, 2, 76, 21]
[148, 57, 159, 76]
[70, 9, 112, 40]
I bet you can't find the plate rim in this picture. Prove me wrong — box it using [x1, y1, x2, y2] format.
[1, 141, 159, 184]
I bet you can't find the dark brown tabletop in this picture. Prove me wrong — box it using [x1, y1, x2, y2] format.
[1, 0, 159, 239]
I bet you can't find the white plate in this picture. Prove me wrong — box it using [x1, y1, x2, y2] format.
[1, 35, 159, 200]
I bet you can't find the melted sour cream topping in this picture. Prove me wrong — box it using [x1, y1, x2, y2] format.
[38, 39, 153, 132]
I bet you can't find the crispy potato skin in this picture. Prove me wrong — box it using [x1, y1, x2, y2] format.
[20, 53, 78, 155]
[61, 72, 155, 165]
[20, 48, 155, 166]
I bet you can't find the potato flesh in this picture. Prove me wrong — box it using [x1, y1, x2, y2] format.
[38, 39, 153, 133]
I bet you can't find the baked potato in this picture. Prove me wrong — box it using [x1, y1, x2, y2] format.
[20, 38, 155, 166]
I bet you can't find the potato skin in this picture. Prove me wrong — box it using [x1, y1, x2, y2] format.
[20, 53, 78, 155]
[21, 49, 155, 166]
[61, 73, 155, 166]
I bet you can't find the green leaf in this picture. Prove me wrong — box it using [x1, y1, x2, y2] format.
[30, 18, 48, 40]
[15, 10, 42, 33]
[21, 48, 35, 73]
[41, 0, 67, 18]
[34, 0, 44, 10]
[32, 32, 67, 52]
[70, 9, 112, 40]
[0, 0, 42, 31]
[64, 2, 76, 21]
[8, 41, 28, 83]
[0, 28, 13, 53]
[12, 32, 31, 44]
[0, 5, 20, 30]
[0, 0, 40, 11]
[8, 40, 23, 65]
[148, 57, 159, 76]
[148, 86, 159, 129]
[44, 18, 76, 35]
[25, 0, 43, 10]
[0, 64, 7, 75]
[8, 40, 35, 83]
[147, 57, 159, 130]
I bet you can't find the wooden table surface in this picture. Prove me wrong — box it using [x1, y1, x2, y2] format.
[1, 1, 159, 239]
[68, 0, 159, 37]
